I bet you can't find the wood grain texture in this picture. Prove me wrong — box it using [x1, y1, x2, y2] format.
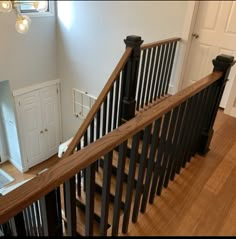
[0, 72, 223, 224]
[63, 47, 132, 157]
[141, 37, 181, 50]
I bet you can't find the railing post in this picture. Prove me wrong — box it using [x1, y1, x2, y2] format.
[198, 54, 235, 155]
[121, 35, 143, 122]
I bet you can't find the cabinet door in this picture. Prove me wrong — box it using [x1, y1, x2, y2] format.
[40, 85, 61, 158]
[18, 90, 47, 168]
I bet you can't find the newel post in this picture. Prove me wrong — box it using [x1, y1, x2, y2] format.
[198, 54, 235, 155]
[121, 35, 143, 122]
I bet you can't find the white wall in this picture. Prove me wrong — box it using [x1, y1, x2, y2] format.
[57, 1, 188, 140]
[0, 81, 22, 170]
[0, 8, 57, 91]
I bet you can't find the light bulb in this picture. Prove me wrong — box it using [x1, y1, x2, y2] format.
[15, 15, 31, 34]
[33, 1, 48, 12]
[0, 1, 12, 13]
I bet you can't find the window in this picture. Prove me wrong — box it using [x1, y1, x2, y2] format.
[19, 0, 54, 17]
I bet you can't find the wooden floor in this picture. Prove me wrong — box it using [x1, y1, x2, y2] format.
[0, 154, 60, 193]
[0, 109, 236, 236]
[121, 109, 236, 236]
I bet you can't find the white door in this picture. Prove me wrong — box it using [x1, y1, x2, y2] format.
[40, 85, 60, 158]
[18, 90, 47, 168]
[182, 1, 236, 110]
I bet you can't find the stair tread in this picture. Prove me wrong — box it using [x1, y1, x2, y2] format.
[95, 167, 127, 204]
[76, 189, 114, 226]
[110, 150, 140, 181]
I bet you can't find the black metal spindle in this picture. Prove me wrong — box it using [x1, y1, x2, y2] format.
[85, 162, 96, 236]
[148, 111, 171, 203]
[181, 94, 199, 168]
[150, 46, 161, 102]
[156, 108, 178, 196]
[39, 197, 49, 236]
[14, 212, 26, 236]
[145, 47, 157, 105]
[122, 132, 141, 233]
[164, 41, 177, 95]
[169, 101, 188, 181]
[112, 141, 127, 236]
[100, 152, 113, 236]
[141, 118, 162, 213]
[159, 43, 170, 97]
[64, 178, 76, 236]
[44, 189, 63, 236]
[175, 97, 194, 175]
[187, 90, 206, 159]
[161, 43, 171, 96]
[157, 44, 168, 98]
[164, 102, 186, 187]
[154, 45, 165, 100]
[132, 124, 152, 222]
[193, 85, 212, 154]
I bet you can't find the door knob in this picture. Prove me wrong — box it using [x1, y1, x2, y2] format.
[45, 128, 48, 132]
[192, 33, 199, 39]
[40, 130, 44, 134]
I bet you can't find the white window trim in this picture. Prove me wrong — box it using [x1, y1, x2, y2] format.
[20, 0, 55, 18]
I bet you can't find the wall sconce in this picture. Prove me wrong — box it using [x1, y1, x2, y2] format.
[0, 1, 48, 34]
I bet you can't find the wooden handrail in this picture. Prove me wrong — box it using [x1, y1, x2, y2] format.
[141, 37, 181, 50]
[63, 47, 133, 157]
[0, 71, 222, 224]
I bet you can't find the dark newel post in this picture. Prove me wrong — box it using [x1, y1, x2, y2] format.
[198, 54, 235, 155]
[121, 35, 143, 122]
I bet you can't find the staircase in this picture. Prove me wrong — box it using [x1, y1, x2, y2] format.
[0, 36, 235, 237]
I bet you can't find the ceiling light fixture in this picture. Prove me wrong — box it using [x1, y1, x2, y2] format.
[0, 1, 48, 34]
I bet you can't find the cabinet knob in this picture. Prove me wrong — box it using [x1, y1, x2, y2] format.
[40, 130, 44, 134]
[192, 33, 199, 39]
[45, 128, 48, 132]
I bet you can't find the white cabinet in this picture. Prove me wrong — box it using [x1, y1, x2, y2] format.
[14, 81, 62, 169]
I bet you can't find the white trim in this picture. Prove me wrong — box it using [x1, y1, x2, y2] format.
[8, 156, 28, 173]
[20, 0, 55, 18]
[13, 79, 61, 96]
[225, 75, 236, 117]
[176, 1, 200, 92]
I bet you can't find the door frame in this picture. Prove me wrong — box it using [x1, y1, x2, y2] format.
[179, 1, 236, 116]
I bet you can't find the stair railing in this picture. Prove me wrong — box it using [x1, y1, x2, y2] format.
[63, 36, 181, 159]
[0, 54, 234, 236]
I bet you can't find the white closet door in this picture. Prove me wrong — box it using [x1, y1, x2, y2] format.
[40, 85, 60, 158]
[18, 90, 47, 168]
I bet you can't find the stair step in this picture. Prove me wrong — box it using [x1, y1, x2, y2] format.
[61, 205, 100, 236]
[76, 190, 113, 227]
[100, 150, 140, 182]
[94, 167, 127, 208]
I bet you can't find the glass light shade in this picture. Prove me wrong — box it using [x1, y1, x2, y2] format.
[0, 1, 12, 13]
[33, 1, 48, 12]
[15, 15, 31, 34]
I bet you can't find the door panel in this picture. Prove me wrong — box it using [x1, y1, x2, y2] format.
[183, 1, 236, 110]
[18, 91, 46, 168]
[40, 85, 60, 158]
